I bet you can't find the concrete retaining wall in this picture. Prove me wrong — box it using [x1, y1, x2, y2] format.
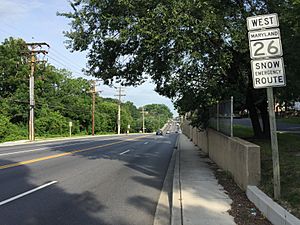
[182, 122, 261, 190]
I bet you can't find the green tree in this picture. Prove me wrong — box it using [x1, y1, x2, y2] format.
[120, 107, 133, 133]
[35, 107, 69, 136]
[60, 0, 300, 137]
[268, 0, 300, 109]
[143, 104, 172, 132]
[0, 115, 27, 142]
[0, 38, 29, 98]
[0, 38, 30, 124]
[94, 112, 109, 133]
[123, 101, 139, 132]
[96, 101, 118, 132]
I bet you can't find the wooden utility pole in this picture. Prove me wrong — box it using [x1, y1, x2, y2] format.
[115, 86, 125, 135]
[92, 81, 96, 136]
[140, 107, 148, 133]
[89, 80, 101, 136]
[26, 43, 49, 141]
[142, 107, 145, 133]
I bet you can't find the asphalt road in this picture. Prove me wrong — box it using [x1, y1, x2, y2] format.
[0, 133, 178, 225]
[234, 118, 300, 132]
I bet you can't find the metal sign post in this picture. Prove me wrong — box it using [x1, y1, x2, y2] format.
[127, 124, 130, 134]
[69, 122, 72, 137]
[247, 13, 283, 199]
[266, 88, 281, 199]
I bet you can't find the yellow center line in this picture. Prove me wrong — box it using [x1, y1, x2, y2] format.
[0, 135, 150, 170]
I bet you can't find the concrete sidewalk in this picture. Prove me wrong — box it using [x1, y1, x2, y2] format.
[172, 134, 236, 225]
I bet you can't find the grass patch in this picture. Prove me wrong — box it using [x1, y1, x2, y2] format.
[235, 125, 300, 218]
[233, 124, 254, 138]
[277, 117, 300, 124]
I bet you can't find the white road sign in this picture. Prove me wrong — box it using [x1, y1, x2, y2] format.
[248, 28, 280, 41]
[249, 37, 283, 59]
[247, 13, 279, 31]
[251, 58, 285, 89]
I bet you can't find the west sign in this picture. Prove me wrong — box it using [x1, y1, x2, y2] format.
[247, 13, 279, 31]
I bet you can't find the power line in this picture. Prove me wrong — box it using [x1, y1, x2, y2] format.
[47, 55, 84, 76]
[0, 21, 87, 76]
[49, 48, 84, 71]
[0, 20, 135, 80]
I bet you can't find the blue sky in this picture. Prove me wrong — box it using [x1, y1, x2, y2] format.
[0, 0, 178, 116]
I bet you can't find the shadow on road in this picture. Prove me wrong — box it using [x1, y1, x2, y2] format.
[0, 159, 108, 225]
[0, 134, 178, 225]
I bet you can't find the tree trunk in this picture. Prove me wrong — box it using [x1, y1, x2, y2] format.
[257, 99, 270, 138]
[246, 90, 263, 137]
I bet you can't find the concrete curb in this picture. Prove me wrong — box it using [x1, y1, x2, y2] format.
[247, 186, 300, 225]
[171, 134, 182, 225]
[153, 134, 179, 225]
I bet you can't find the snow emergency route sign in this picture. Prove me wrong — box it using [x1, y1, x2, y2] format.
[251, 58, 285, 88]
[247, 13, 286, 89]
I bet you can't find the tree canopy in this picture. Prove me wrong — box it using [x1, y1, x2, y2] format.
[60, 0, 300, 137]
[143, 104, 173, 131]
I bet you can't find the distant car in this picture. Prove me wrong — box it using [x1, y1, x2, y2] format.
[156, 130, 163, 135]
[166, 130, 170, 134]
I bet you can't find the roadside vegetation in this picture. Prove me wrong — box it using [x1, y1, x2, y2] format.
[234, 124, 300, 218]
[0, 38, 172, 143]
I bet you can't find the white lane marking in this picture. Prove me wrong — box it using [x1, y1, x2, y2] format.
[0, 148, 49, 156]
[144, 142, 149, 145]
[0, 181, 58, 206]
[0, 141, 93, 156]
[120, 150, 130, 155]
[0, 137, 121, 157]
